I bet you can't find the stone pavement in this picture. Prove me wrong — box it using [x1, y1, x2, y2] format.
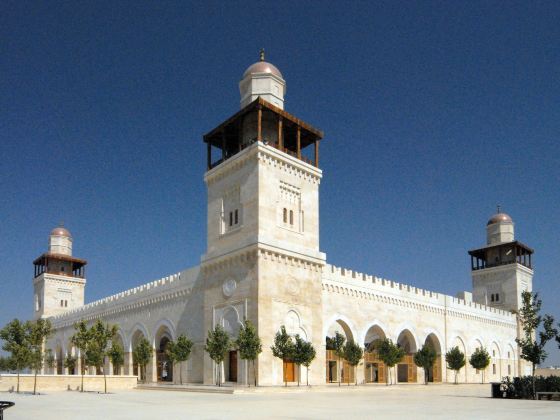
[2, 384, 559, 419]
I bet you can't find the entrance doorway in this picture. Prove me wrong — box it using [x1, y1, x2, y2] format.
[365, 363, 379, 383]
[228, 351, 238, 382]
[283, 360, 295, 383]
[157, 337, 173, 382]
[327, 361, 337, 382]
[397, 364, 409, 382]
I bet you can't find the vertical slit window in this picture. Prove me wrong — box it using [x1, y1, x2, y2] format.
[289, 210, 293, 225]
[283, 208, 287, 223]
[229, 212, 233, 227]
[235, 209, 238, 225]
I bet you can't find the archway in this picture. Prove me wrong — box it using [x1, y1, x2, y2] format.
[221, 307, 243, 383]
[363, 325, 387, 383]
[396, 329, 418, 383]
[66, 341, 77, 375]
[506, 344, 515, 377]
[450, 336, 467, 383]
[154, 324, 174, 383]
[325, 319, 356, 384]
[490, 342, 501, 381]
[55, 343, 63, 375]
[424, 333, 442, 383]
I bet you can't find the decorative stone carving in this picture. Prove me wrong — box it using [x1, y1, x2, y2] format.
[222, 278, 237, 297]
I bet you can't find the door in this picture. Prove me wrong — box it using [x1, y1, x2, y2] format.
[398, 364, 408, 382]
[229, 351, 238, 382]
[283, 360, 295, 382]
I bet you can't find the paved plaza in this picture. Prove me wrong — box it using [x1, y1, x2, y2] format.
[2, 384, 559, 419]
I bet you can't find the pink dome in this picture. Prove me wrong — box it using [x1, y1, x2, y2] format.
[50, 226, 71, 237]
[487, 213, 513, 226]
[243, 61, 283, 79]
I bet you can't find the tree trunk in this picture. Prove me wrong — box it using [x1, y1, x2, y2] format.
[180, 361, 183, 385]
[306, 366, 309, 386]
[455, 370, 458, 385]
[532, 363, 536, 400]
[424, 368, 428, 385]
[386, 365, 389, 386]
[253, 360, 257, 387]
[338, 356, 341, 387]
[81, 366, 84, 392]
[297, 364, 300, 386]
[17, 370, 20, 393]
[104, 367, 107, 393]
[34, 369, 37, 395]
[355, 365, 358, 386]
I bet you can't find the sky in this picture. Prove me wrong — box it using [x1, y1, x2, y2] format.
[1, 1, 559, 365]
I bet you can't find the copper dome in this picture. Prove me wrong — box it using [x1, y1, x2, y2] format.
[487, 213, 513, 226]
[50, 226, 71, 237]
[242, 61, 283, 79]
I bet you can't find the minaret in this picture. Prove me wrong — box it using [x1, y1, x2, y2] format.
[201, 54, 325, 386]
[33, 225, 87, 319]
[469, 209, 533, 311]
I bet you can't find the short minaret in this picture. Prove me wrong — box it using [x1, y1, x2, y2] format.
[239, 49, 286, 109]
[469, 209, 533, 311]
[33, 225, 87, 319]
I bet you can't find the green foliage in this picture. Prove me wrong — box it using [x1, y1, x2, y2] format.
[414, 344, 437, 385]
[0, 319, 31, 393]
[71, 320, 91, 391]
[205, 324, 231, 386]
[445, 346, 466, 384]
[344, 341, 363, 385]
[235, 320, 262, 387]
[166, 334, 194, 384]
[43, 349, 55, 370]
[326, 332, 346, 386]
[64, 354, 77, 373]
[376, 338, 405, 385]
[108, 343, 124, 375]
[133, 337, 153, 383]
[271, 326, 295, 387]
[292, 335, 316, 386]
[469, 347, 491, 384]
[502, 375, 560, 399]
[0, 356, 16, 372]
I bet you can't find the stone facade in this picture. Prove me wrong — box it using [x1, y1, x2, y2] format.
[38, 57, 532, 386]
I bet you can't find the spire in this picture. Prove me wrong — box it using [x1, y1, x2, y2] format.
[259, 48, 265, 62]
[496, 204, 501, 214]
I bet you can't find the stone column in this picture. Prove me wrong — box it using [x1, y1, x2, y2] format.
[124, 352, 133, 375]
[146, 350, 157, 383]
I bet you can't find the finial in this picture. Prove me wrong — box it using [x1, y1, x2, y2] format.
[259, 48, 265, 62]
[59, 220, 64, 227]
[496, 204, 501, 214]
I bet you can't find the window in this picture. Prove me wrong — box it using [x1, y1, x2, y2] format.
[283, 208, 287, 223]
[495, 293, 500, 302]
[492, 350, 495, 357]
[507, 351, 510, 358]
[301, 211, 304, 231]
[492, 364, 496, 374]
[60, 300, 64, 307]
[229, 211, 233, 227]
[60, 266, 65, 272]
[508, 365, 511, 375]
[234, 209, 238, 225]
[289, 210, 294, 225]
[65, 300, 68, 307]
[490, 294, 495, 302]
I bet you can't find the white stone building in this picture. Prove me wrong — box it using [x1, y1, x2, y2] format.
[36, 54, 533, 386]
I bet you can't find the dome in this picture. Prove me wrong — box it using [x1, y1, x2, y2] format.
[487, 213, 513, 226]
[50, 226, 71, 237]
[243, 61, 283, 79]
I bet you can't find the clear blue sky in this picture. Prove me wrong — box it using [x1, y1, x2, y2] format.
[1, 1, 559, 364]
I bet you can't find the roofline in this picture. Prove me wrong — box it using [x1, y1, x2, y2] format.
[468, 240, 534, 256]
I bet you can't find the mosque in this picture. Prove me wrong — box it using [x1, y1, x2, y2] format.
[35, 53, 533, 386]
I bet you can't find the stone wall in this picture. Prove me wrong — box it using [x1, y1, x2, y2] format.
[0, 374, 137, 392]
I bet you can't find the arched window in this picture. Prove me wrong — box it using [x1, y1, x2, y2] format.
[289, 210, 293, 225]
[283, 208, 287, 223]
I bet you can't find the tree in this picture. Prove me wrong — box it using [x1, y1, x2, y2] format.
[64, 354, 77, 375]
[469, 347, 491, 384]
[87, 320, 117, 393]
[71, 320, 91, 392]
[515, 291, 557, 398]
[376, 338, 405, 386]
[108, 343, 124, 376]
[26, 318, 53, 395]
[235, 320, 262, 387]
[343, 341, 363, 386]
[205, 324, 231, 386]
[270, 326, 295, 387]
[133, 337, 153, 383]
[296, 338, 316, 386]
[44, 349, 55, 372]
[0, 319, 31, 393]
[327, 332, 346, 386]
[167, 334, 194, 385]
[445, 346, 466, 384]
[413, 344, 437, 385]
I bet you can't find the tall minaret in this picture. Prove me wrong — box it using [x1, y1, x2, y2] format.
[469, 209, 533, 312]
[33, 225, 87, 319]
[201, 54, 325, 386]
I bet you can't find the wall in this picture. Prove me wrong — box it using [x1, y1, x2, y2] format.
[0, 374, 137, 392]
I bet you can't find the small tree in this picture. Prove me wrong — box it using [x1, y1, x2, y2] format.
[376, 338, 405, 386]
[87, 320, 117, 393]
[44, 349, 55, 372]
[469, 347, 491, 384]
[445, 346, 466, 384]
[205, 324, 231, 387]
[64, 354, 78, 375]
[343, 341, 363, 386]
[235, 320, 262, 387]
[298, 339, 316, 386]
[414, 344, 437, 385]
[0, 319, 31, 393]
[271, 326, 295, 387]
[515, 291, 557, 399]
[108, 343, 124, 375]
[71, 320, 91, 392]
[167, 334, 194, 385]
[26, 318, 53, 395]
[328, 332, 346, 386]
[132, 337, 153, 383]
